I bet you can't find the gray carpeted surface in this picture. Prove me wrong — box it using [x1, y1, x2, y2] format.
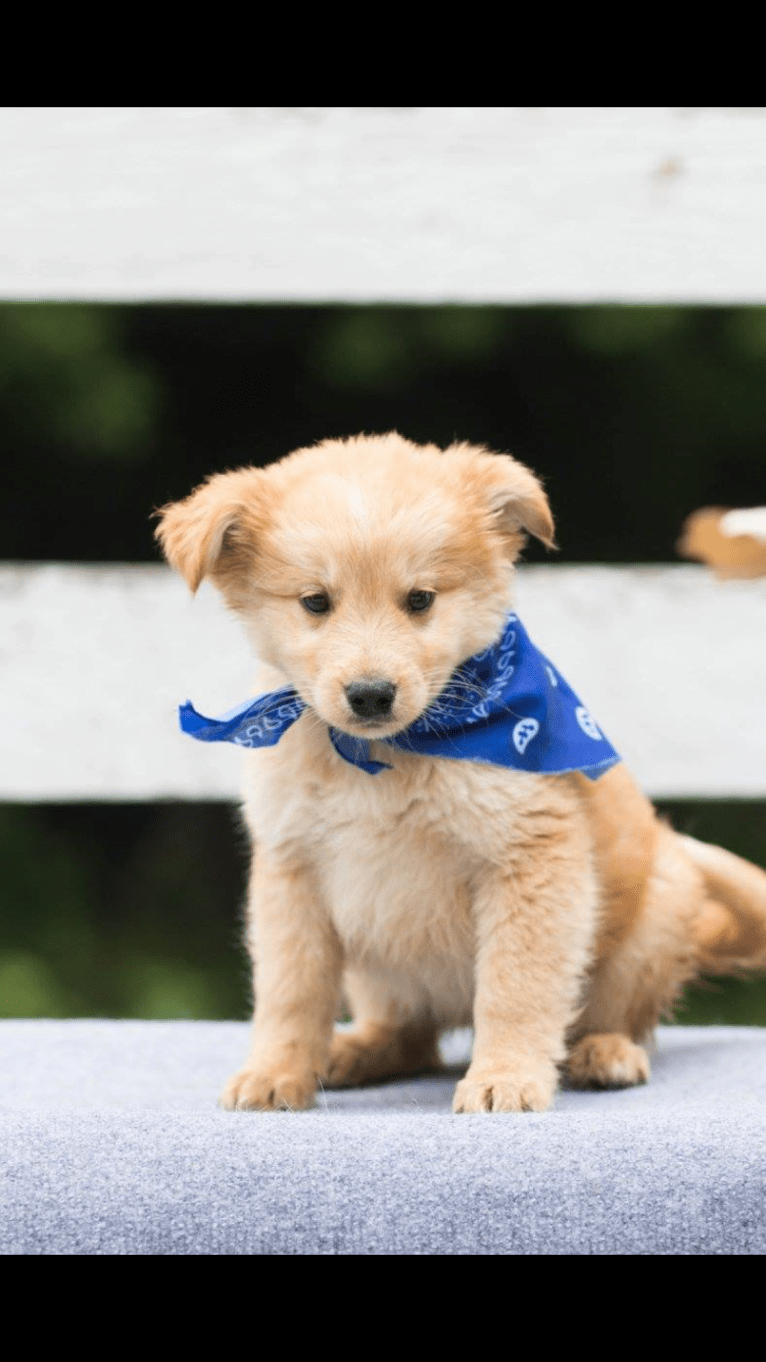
[2, 1021, 765, 1255]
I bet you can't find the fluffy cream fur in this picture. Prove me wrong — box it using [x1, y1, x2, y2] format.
[156, 433, 766, 1113]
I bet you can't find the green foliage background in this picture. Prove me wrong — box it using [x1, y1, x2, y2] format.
[1, 303, 765, 1023]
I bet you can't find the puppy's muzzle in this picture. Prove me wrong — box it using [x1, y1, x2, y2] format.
[344, 679, 397, 721]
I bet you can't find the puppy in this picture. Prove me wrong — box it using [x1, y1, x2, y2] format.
[156, 432, 766, 1113]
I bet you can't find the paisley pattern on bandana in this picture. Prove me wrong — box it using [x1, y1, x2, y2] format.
[179, 613, 621, 780]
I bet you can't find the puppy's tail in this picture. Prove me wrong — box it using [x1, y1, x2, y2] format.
[681, 834, 766, 974]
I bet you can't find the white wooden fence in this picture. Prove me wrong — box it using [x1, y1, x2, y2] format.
[3, 107, 766, 303]
[1, 108, 765, 804]
[2, 563, 765, 802]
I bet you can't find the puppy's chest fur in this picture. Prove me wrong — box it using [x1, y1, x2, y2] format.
[242, 711, 584, 979]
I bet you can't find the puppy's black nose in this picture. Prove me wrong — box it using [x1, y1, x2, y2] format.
[345, 679, 397, 720]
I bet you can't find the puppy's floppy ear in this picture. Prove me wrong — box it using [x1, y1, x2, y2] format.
[449, 444, 556, 554]
[484, 456, 556, 552]
[153, 467, 265, 594]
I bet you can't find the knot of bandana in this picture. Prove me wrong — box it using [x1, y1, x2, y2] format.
[179, 613, 620, 780]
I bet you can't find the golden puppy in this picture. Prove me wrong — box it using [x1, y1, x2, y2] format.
[156, 433, 766, 1113]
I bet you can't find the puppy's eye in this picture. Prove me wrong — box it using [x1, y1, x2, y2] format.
[406, 590, 435, 614]
[301, 593, 331, 615]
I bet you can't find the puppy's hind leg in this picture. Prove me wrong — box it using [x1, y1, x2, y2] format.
[325, 966, 440, 1088]
[567, 826, 700, 1090]
[566, 1032, 651, 1089]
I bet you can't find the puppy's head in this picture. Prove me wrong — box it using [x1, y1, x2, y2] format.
[155, 433, 554, 739]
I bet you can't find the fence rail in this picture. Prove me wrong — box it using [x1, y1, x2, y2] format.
[2, 107, 766, 302]
[3, 562, 764, 801]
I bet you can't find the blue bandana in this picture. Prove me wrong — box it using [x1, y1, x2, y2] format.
[179, 614, 620, 780]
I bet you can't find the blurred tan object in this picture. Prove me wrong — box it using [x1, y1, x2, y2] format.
[677, 506, 766, 578]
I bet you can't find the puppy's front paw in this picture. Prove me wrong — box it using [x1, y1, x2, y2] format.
[453, 1064, 557, 1114]
[219, 1066, 317, 1112]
